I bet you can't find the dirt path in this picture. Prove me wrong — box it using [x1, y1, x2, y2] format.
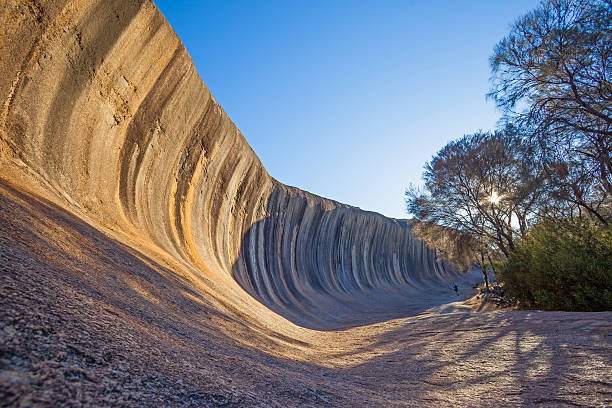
[1, 181, 611, 407]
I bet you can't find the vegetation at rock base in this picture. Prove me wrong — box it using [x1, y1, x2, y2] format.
[498, 218, 612, 311]
[406, 0, 612, 311]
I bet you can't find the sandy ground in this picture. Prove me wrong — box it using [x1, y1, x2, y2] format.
[1, 180, 611, 407]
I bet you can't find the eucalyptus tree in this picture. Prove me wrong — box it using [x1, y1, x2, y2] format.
[406, 127, 548, 259]
[489, 0, 612, 223]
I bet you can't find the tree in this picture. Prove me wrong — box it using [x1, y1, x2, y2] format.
[406, 127, 547, 259]
[542, 140, 612, 223]
[489, 0, 612, 223]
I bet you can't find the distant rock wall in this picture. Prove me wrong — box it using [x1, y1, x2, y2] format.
[0, 0, 469, 329]
[231, 184, 468, 328]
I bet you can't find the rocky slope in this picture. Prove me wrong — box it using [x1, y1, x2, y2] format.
[1, 1, 611, 406]
[0, 0, 472, 330]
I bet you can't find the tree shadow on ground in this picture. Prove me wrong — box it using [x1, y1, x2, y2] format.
[328, 310, 612, 406]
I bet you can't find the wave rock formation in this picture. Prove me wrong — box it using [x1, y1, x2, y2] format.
[3, 2, 612, 406]
[1, 0, 471, 331]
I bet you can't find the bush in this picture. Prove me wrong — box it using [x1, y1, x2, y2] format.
[498, 218, 612, 311]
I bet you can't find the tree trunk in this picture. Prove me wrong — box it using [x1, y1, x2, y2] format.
[479, 251, 491, 292]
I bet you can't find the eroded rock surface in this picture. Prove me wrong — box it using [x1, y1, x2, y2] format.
[1, 1, 611, 406]
[0, 0, 472, 330]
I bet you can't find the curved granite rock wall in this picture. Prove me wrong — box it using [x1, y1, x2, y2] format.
[232, 184, 468, 329]
[0, 0, 471, 330]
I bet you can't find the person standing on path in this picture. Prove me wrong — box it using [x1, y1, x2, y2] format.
[453, 283, 459, 296]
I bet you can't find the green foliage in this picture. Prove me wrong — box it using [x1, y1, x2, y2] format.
[498, 218, 612, 311]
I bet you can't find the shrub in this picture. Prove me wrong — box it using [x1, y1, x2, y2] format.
[498, 218, 612, 311]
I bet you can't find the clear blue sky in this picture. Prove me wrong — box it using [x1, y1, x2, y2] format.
[154, 0, 539, 219]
